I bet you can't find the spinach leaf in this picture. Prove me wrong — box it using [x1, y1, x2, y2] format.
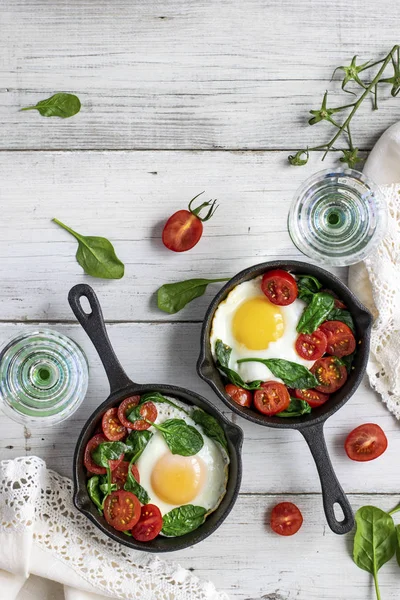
[215, 339, 231, 368]
[87, 476, 104, 514]
[297, 292, 335, 334]
[237, 357, 318, 389]
[154, 419, 204, 456]
[215, 340, 262, 391]
[157, 278, 230, 314]
[91, 441, 127, 468]
[327, 307, 355, 332]
[340, 351, 355, 374]
[396, 525, 400, 567]
[353, 506, 396, 599]
[162, 505, 207, 537]
[277, 397, 312, 417]
[297, 274, 322, 304]
[140, 392, 190, 416]
[192, 408, 228, 451]
[53, 218, 124, 279]
[21, 93, 81, 118]
[124, 430, 153, 462]
[124, 457, 150, 504]
[99, 482, 118, 495]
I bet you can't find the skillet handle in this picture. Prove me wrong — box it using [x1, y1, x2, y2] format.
[68, 284, 133, 394]
[301, 422, 354, 535]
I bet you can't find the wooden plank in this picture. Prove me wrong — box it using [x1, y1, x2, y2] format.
[1, 0, 400, 149]
[0, 150, 348, 321]
[1, 323, 398, 495]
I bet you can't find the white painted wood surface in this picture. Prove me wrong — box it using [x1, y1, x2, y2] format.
[1, 0, 400, 599]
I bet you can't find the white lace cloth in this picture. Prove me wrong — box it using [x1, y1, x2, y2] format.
[348, 121, 400, 419]
[0, 456, 230, 600]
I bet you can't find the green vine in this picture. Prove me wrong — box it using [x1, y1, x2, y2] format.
[289, 45, 400, 168]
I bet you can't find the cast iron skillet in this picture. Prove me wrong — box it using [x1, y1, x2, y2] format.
[69, 283, 243, 552]
[197, 260, 373, 535]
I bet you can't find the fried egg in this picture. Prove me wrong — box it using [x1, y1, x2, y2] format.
[136, 400, 229, 517]
[210, 276, 314, 382]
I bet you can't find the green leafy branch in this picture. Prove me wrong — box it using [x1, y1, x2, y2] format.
[289, 45, 400, 168]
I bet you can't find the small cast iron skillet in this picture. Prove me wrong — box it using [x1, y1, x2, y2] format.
[69, 283, 243, 552]
[197, 260, 373, 535]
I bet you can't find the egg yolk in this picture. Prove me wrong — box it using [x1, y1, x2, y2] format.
[151, 453, 206, 505]
[233, 296, 284, 350]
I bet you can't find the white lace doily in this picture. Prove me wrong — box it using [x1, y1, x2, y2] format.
[0, 456, 229, 600]
[349, 184, 400, 419]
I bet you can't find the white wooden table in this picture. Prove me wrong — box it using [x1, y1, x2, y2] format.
[1, 2, 400, 599]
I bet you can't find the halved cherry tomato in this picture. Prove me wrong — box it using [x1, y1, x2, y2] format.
[84, 434, 123, 475]
[162, 192, 218, 252]
[345, 423, 388, 462]
[294, 388, 330, 408]
[254, 382, 290, 415]
[319, 321, 356, 358]
[311, 356, 347, 393]
[103, 490, 141, 531]
[261, 270, 298, 306]
[111, 460, 140, 489]
[131, 504, 163, 541]
[295, 330, 327, 361]
[102, 408, 127, 441]
[118, 396, 140, 429]
[225, 384, 253, 407]
[270, 502, 303, 536]
[130, 402, 158, 431]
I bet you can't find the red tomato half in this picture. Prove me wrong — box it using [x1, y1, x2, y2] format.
[311, 356, 347, 393]
[254, 382, 290, 415]
[345, 424, 388, 462]
[261, 270, 298, 306]
[111, 460, 140, 489]
[129, 402, 158, 431]
[118, 396, 140, 429]
[319, 321, 356, 358]
[295, 330, 327, 361]
[225, 384, 253, 407]
[270, 502, 303, 536]
[102, 408, 127, 441]
[294, 388, 330, 408]
[162, 193, 218, 252]
[104, 490, 141, 531]
[131, 504, 163, 541]
[84, 434, 123, 475]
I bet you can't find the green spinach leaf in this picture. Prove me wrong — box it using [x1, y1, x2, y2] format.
[99, 481, 118, 495]
[215, 340, 262, 391]
[237, 357, 318, 389]
[327, 307, 355, 332]
[340, 351, 355, 374]
[140, 392, 190, 416]
[21, 93, 81, 118]
[154, 419, 204, 456]
[396, 525, 400, 567]
[277, 397, 312, 417]
[91, 441, 127, 468]
[297, 274, 322, 303]
[87, 476, 104, 513]
[124, 430, 153, 462]
[297, 292, 335, 334]
[53, 218, 124, 279]
[157, 278, 229, 314]
[162, 505, 207, 537]
[192, 408, 228, 451]
[124, 457, 150, 504]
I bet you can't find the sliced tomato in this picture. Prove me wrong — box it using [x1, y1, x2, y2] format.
[254, 382, 290, 415]
[345, 424, 388, 462]
[84, 434, 123, 475]
[311, 356, 347, 393]
[225, 384, 253, 407]
[131, 504, 163, 541]
[261, 270, 298, 306]
[129, 401, 158, 431]
[319, 321, 356, 358]
[102, 407, 127, 441]
[294, 388, 330, 408]
[118, 396, 140, 429]
[111, 460, 140, 489]
[295, 330, 327, 361]
[270, 502, 303, 536]
[103, 490, 141, 531]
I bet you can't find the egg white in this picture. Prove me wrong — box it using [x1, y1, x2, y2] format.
[210, 276, 315, 383]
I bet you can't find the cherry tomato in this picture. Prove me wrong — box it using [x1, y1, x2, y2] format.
[319, 321, 356, 358]
[261, 270, 298, 306]
[254, 382, 290, 415]
[225, 384, 253, 407]
[162, 192, 218, 252]
[118, 396, 140, 429]
[84, 434, 123, 475]
[103, 490, 141, 531]
[311, 356, 348, 393]
[102, 407, 127, 441]
[295, 330, 327, 361]
[294, 388, 330, 408]
[111, 460, 140, 489]
[270, 502, 303, 536]
[129, 402, 158, 431]
[131, 504, 163, 541]
[345, 424, 388, 462]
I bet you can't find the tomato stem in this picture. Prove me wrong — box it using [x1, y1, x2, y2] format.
[188, 192, 219, 222]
